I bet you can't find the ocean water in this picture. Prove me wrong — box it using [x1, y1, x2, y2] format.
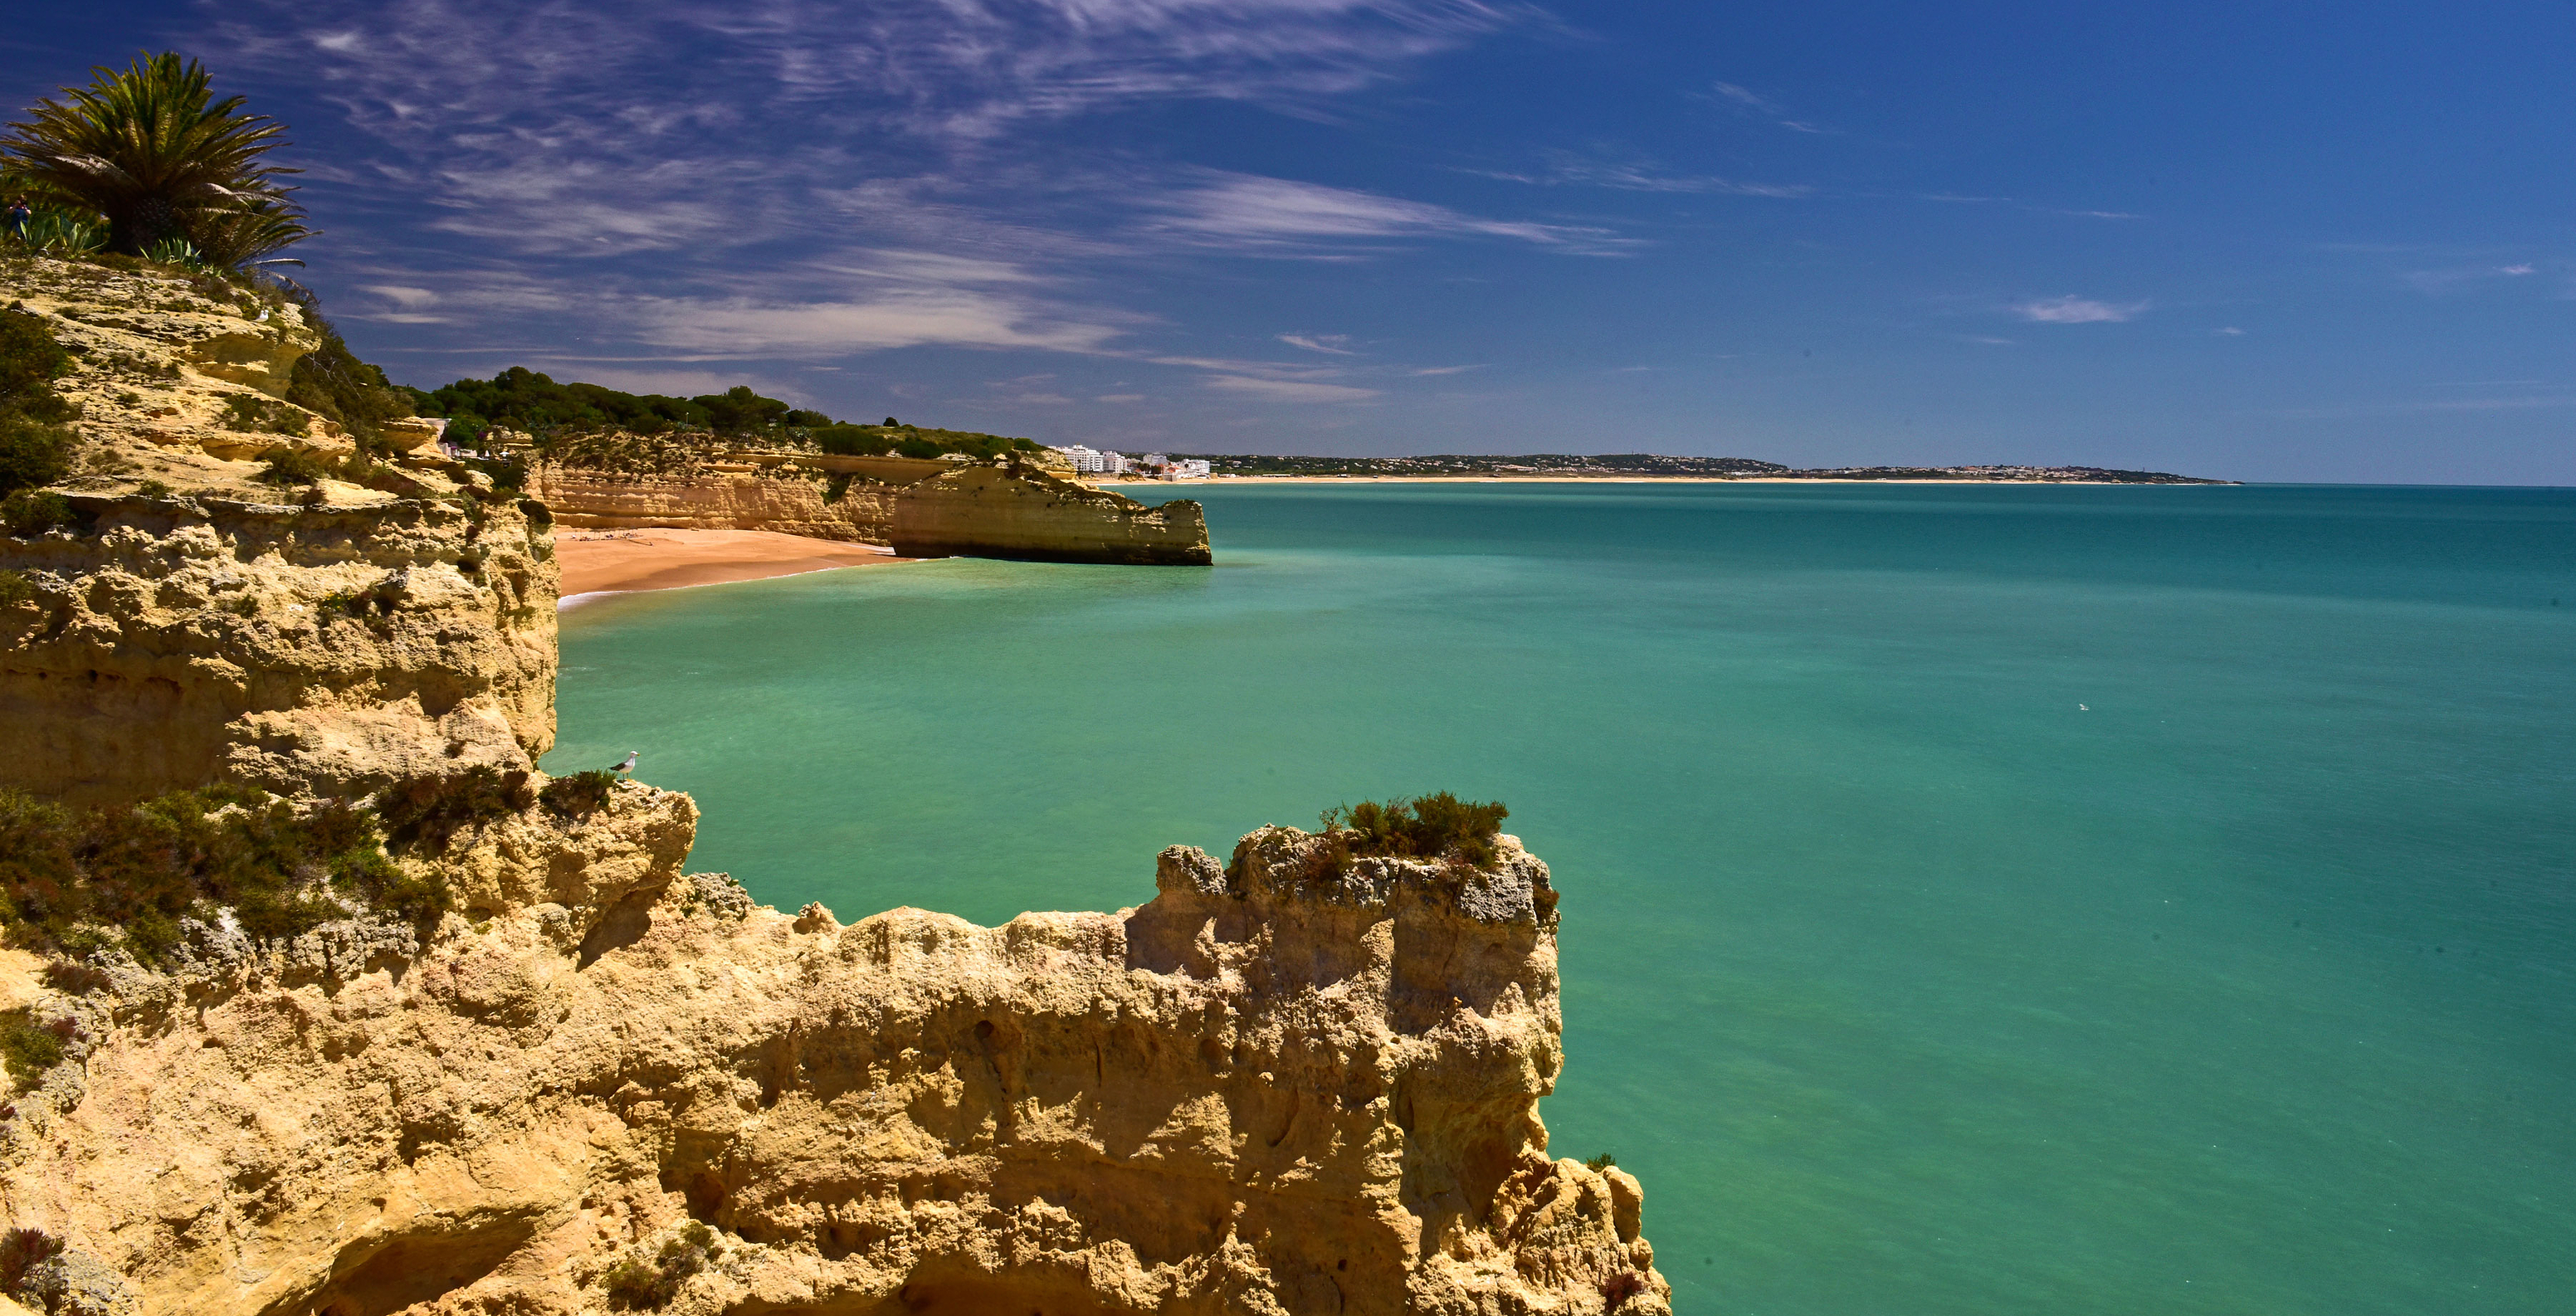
[547, 483, 2576, 1315]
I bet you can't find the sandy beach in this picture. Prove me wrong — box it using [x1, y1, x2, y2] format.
[556, 529, 913, 605]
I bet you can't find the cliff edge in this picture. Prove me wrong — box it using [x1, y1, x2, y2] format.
[0, 256, 1660, 1314]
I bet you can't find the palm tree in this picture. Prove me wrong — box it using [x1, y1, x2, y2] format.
[1, 52, 313, 263]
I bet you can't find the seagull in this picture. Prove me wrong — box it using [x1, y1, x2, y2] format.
[610, 750, 638, 773]
[2078, 704, 2090, 712]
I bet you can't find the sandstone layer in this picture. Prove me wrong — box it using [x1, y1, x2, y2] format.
[2, 822, 1668, 1316]
[890, 465, 1212, 566]
[526, 466, 900, 545]
[0, 493, 555, 807]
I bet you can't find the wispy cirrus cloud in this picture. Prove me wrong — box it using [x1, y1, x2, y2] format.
[1203, 374, 1382, 402]
[1148, 172, 1628, 255]
[1280, 333, 1356, 354]
[2015, 295, 2149, 324]
[1471, 152, 1815, 198]
[1705, 80, 1830, 134]
[197, 0, 1572, 387]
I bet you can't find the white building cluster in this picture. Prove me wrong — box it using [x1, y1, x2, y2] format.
[1051, 446, 1209, 480]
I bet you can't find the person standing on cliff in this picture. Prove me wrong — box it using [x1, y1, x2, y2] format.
[2, 198, 29, 246]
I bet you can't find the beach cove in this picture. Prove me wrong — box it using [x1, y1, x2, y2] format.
[552, 480, 2576, 1316]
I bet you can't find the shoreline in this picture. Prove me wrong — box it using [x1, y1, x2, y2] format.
[1098, 475, 2227, 486]
[554, 528, 915, 607]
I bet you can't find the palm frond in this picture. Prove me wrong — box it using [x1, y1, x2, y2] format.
[1, 51, 308, 261]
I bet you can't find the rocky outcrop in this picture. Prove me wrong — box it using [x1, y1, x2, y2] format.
[0, 493, 556, 807]
[526, 465, 900, 543]
[3, 257, 353, 467]
[892, 464, 1212, 566]
[1, 255, 1656, 1315]
[0, 822, 1666, 1316]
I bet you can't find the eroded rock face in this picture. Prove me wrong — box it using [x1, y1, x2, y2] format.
[0, 495, 557, 806]
[892, 465, 1212, 566]
[0, 825, 1667, 1316]
[526, 465, 899, 543]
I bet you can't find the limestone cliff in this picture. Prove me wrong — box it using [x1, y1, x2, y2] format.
[2, 822, 1666, 1316]
[525, 465, 897, 544]
[0, 256, 1659, 1315]
[890, 464, 1212, 567]
[0, 493, 555, 807]
[529, 454, 1211, 568]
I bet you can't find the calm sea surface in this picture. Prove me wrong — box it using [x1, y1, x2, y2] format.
[549, 483, 2576, 1315]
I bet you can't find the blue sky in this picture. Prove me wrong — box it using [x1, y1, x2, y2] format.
[8, 2, 2574, 482]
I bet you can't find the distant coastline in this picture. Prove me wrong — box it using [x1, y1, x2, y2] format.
[1103, 473, 2237, 486]
[1107, 453, 2235, 485]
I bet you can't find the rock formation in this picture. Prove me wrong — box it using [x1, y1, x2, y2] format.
[0, 255, 1660, 1314]
[0, 493, 555, 807]
[525, 465, 898, 544]
[891, 464, 1212, 566]
[531, 453, 1211, 568]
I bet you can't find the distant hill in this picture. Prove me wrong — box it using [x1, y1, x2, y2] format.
[1167, 452, 2228, 483]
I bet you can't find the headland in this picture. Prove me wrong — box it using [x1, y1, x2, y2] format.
[0, 251, 1668, 1314]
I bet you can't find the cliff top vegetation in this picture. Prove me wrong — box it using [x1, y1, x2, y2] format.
[1320, 792, 1510, 867]
[416, 367, 1046, 462]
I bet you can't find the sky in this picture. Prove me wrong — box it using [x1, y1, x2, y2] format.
[7, 2, 2574, 483]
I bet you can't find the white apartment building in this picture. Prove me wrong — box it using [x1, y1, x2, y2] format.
[1051, 445, 1130, 475]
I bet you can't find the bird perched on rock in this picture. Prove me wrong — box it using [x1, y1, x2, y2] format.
[611, 750, 638, 774]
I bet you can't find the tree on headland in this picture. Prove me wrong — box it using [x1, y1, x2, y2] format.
[1, 51, 313, 269]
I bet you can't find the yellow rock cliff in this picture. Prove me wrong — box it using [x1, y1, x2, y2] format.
[0, 256, 1663, 1315]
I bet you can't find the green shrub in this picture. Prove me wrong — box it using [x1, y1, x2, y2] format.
[821, 472, 854, 504]
[1, 489, 74, 536]
[0, 785, 442, 961]
[0, 417, 71, 497]
[329, 846, 451, 933]
[254, 444, 327, 485]
[281, 287, 412, 448]
[1583, 1153, 1617, 1172]
[0, 568, 35, 607]
[0, 308, 77, 497]
[602, 1222, 714, 1309]
[0, 1009, 73, 1093]
[133, 478, 171, 498]
[463, 456, 525, 493]
[376, 766, 534, 853]
[1319, 792, 1509, 866]
[539, 770, 618, 817]
[0, 306, 73, 405]
[225, 394, 307, 436]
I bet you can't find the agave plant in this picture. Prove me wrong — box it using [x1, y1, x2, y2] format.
[1, 52, 312, 262]
[17, 209, 105, 256]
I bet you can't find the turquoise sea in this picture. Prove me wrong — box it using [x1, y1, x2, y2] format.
[548, 482, 2576, 1315]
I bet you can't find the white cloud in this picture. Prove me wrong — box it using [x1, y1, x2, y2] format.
[1280, 333, 1356, 353]
[630, 289, 1123, 356]
[1473, 153, 1813, 197]
[2501, 264, 2537, 275]
[1095, 393, 1146, 403]
[2216, 326, 2246, 336]
[1710, 81, 1779, 111]
[2015, 296, 2148, 324]
[1150, 173, 1627, 254]
[1203, 375, 1381, 402]
[362, 285, 441, 309]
